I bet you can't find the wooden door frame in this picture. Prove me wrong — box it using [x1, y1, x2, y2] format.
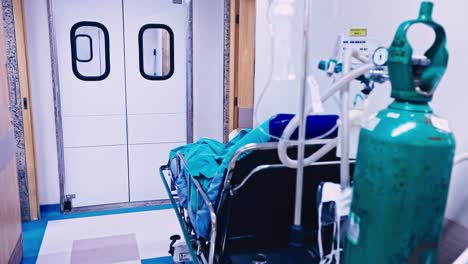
[12, 0, 40, 220]
[226, 0, 256, 138]
[227, 0, 239, 135]
[0, 0, 41, 221]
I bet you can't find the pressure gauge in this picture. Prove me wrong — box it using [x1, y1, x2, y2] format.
[373, 47, 389, 66]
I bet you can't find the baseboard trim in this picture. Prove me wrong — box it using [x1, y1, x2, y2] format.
[68, 199, 172, 214]
[8, 235, 23, 264]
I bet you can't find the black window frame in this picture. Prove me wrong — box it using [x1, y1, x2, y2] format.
[74, 34, 93, 63]
[138, 24, 174, 81]
[70, 21, 110, 81]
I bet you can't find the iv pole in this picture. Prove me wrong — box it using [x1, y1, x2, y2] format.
[290, 0, 355, 246]
[290, 0, 311, 246]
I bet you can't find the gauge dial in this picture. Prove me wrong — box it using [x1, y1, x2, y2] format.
[373, 47, 389, 66]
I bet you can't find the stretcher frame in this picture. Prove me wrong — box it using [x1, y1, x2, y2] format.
[160, 140, 346, 264]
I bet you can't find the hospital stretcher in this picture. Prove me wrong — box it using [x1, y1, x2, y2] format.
[160, 140, 353, 264]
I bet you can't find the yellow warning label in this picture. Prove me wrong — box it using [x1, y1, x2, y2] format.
[350, 28, 368, 37]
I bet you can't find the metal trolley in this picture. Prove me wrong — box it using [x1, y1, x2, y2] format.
[160, 141, 348, 264]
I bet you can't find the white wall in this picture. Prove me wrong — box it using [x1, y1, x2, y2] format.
[23, 0, 225, 205]
[193, 0, 225, 141]
[255, 0, 468, 228]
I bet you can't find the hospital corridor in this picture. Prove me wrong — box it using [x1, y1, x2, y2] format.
[1, 0, 468, 263]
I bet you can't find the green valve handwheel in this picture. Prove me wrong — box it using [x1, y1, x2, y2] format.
[343, 2, 455, 264]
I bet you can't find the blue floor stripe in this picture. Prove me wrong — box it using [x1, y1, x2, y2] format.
[39, 203, 173, 221]
[22, 220, 47, 264]
[141, 256, 173, 264]
[22, 204, 173, 264]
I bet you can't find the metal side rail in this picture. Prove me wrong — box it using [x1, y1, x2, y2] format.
[160, 165, 201, 264]
[216, 141, 336, 214]
[229, 159, 354, 196]
[161, 152, 218, 264]
[178, 153, 217, 264]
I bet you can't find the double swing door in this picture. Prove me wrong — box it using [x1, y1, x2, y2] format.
[53, 0, 187, 208]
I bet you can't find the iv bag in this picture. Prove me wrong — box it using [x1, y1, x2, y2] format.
[269, 0, 296, 81]
[255, 0, 317, 138]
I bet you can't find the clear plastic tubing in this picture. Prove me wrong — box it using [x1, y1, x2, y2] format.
[277, 62, 375, 169]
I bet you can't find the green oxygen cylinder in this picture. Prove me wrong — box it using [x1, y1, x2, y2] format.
[343, 2, 455, 263]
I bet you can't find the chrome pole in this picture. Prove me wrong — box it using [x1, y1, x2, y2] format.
[340, 48, 352, 189]
[291, 0, 311, 246]
[186, 0, 194, 144]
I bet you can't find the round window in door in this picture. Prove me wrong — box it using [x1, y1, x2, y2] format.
[70, 21, 110, 81]
[138, 24, 174, 80]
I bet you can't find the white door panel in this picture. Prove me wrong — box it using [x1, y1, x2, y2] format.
[54, 0, 127, 116]
[123, 0, 187, 115]
[126, 78, 186, 114]
[127, 113, 186, 144]
[123, 0, 188, 203]
[54, 0, 129, 207]
[62, 116, 127, 148]
[129, 143, 182, 202]
[64, 146, 129, 207]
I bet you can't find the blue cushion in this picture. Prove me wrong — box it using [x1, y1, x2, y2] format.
[269, 114, 339, 140]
